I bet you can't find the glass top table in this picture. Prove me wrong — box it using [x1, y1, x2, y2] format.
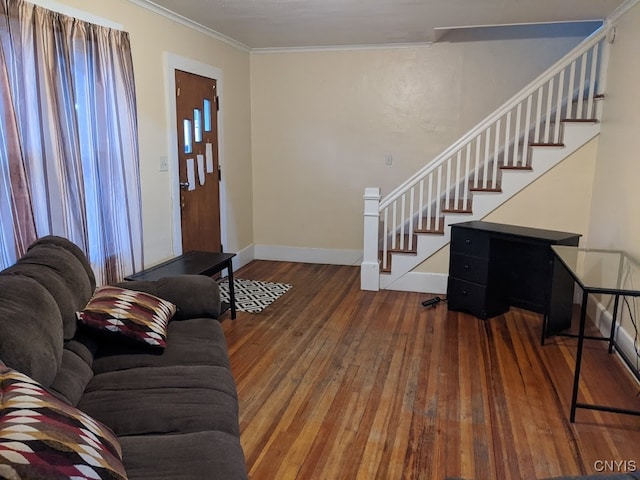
[550, 246, 640, 421]
[551, 246, 640, 295]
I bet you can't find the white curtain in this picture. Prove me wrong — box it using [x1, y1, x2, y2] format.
[0, 0, 143, 284]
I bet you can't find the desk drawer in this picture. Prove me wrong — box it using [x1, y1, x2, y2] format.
[447, 277, 508, 320]
[450, 228, 490, 257]
[449, 253, 489, 284]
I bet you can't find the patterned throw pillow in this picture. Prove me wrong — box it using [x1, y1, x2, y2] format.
[0, 362, 127, 480]
[77, 286, 176, 349]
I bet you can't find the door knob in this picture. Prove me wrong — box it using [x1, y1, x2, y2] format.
[179, 181, 190, 190]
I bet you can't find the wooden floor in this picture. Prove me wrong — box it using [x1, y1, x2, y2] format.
[222, 261, 640, 480]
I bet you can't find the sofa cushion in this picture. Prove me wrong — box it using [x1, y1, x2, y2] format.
[47, 347, 95, 406]
[8, 242, 95, 340]
[0, 275, 63, 387]
[0, 363, 126, 480]
[78, 365, 239, 437]
[120, 431, 247, 480]
[92, 317, 231, 374]
[115, 274, 221, 320]
[78, 286, 176, 349]
[28, 235, 96, 291]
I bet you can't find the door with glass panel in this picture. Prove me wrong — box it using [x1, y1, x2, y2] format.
[175, 69, 221, 253]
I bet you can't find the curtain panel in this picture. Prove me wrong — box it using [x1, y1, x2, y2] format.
[0, 0, 143, 284]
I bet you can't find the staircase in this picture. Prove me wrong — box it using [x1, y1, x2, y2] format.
[361, 25, 609, 292]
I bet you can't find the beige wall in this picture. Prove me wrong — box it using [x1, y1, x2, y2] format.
[50, 0, 254, 266]
[250, 30, 600, 253]
[587, 3, 640, 341]
[588, 4, 640, 257]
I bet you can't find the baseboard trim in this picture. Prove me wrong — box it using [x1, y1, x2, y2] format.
[254, 245, 363, 266]
[383, 271, 448, 294]
[231, 244, 255, 271]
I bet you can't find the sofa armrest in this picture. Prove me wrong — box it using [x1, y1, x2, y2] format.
[113, 275, 221, 320]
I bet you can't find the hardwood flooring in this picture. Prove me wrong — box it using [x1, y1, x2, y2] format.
[221, 261, 640, 480]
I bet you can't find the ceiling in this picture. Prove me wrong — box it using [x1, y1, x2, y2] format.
[138, 0, 625, 50]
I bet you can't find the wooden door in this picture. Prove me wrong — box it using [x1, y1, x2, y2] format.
[175, 69, 221, 253]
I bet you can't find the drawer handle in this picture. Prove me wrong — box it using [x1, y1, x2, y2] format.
[462, 290, 468, 295]
[464, 264, 470, 271]
[465, 239, 471, 244]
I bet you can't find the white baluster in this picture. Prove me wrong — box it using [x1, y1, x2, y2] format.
[400, 195, 406, 249]
[577, 51, 588, 119]
[382, 207, 388, 269]
[463, 144, 470, 208]
[436, 165, 442, 220]
[504, 110, 511, 167]
[391, 201, 397, 250]
[514, 103, 522, 167]
[455, 151, 462, 207]
[567, 61, 576, 119]
[554, 70, 565, 144]
[492, 119, 501, 188]
[587, 43, 599, 119]
[427, 173, 433, 230]
[409, 187, 415, 250]
[483, 127, 491, 189]
[418, 180, 424, 231]
[544, 78, 554, 143]
[534, 86, 543, 143]
[445, 157, 452, 209]
[474, 136, 481, 188]
[522, 96, 532, 166]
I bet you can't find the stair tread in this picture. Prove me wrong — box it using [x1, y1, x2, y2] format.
[414, 217, 444, 235]
[529, 142, 565, 147]
[562, 118, 599, 123]
[500, 164, 532, 171]
[441, 199, 472, 213]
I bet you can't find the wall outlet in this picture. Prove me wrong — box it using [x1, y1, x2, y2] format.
[385, 154, 393, 166]
[159, 155, 169, 172]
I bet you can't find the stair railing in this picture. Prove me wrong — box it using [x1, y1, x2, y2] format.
[362, 24, 609, 290]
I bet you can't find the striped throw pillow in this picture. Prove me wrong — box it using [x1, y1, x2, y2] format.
[77, 286, 176, 349]
[0, 362, 127, 479]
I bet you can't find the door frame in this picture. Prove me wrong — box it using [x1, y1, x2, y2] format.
[163, 53, 228, 256]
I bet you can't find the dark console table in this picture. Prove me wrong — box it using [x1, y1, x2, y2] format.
[125, 251, 237, 319]
[447, 221, 580, 338]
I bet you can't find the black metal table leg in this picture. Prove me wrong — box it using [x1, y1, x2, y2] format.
[226, 259, 237, 320]
[570, 289, 589, 423]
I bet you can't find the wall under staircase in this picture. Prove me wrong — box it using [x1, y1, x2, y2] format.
[362, 25, 610, 292]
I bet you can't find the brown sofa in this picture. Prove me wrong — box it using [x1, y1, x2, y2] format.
[0, 236, 247, 479]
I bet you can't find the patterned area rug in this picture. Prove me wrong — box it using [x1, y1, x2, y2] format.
[218, 278, 292, 314]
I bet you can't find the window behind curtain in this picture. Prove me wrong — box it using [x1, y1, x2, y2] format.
[0, 0, 143, 284]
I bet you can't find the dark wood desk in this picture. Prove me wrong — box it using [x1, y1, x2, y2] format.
[447, 221, 580, 337]
[125, 251, 237, 319]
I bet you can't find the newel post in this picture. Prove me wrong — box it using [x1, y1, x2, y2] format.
[361, 187, 381, 291]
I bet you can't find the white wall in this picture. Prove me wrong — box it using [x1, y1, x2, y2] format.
[250, 27, 601, 260]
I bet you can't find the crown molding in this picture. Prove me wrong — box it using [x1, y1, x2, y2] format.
[126, 0, 251, 52]
[251, 42, 433, 55]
